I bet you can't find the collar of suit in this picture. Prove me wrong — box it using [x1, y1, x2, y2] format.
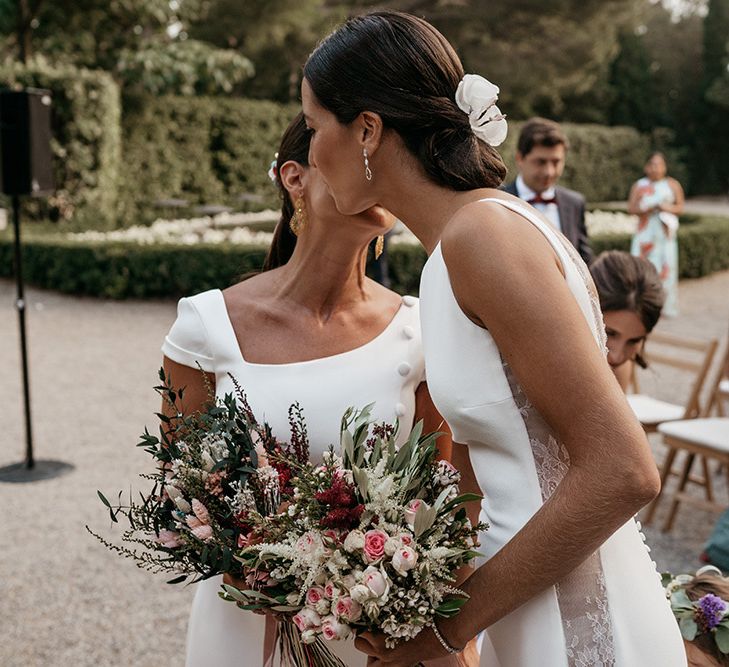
[516, 174, 557, 205]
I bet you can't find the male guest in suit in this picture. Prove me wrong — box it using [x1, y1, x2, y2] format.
[503, 117, 593, 265]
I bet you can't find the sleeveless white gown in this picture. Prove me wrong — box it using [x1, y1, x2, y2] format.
[419, 198, 686, 667]
[162, 289, 428, 666]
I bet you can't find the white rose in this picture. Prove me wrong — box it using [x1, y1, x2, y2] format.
[300, 629, 318, 644]
[343, 530, 365, 553]
[321, 615, 351, 641]
[384, 536, 401, 557]
[350, 584, 371, 604]
[455, 74, 507, 147]
[391, 546, 418, 576]
[363, 566, 389, 599]
[175, 497, 191, 513]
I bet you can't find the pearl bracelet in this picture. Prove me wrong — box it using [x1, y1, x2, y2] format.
[431, 620, 458, 655]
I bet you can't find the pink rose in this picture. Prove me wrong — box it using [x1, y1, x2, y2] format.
[306, 586, 326, 606]
[191, 524, 213, 542]
[237, 533, 251, 549]
[363, 566, 389, 598]
[334, 596, 362, 622]
[324, 580, 339, 600]
[398, 533, 414, 547]
[156, 529, 182, 548]
[363, 529, 388, 563]
[404, 499, 425, 527]
[321, 615, 351, 641]
[391, 546, 418, 575]
[293, 608, 322, 632]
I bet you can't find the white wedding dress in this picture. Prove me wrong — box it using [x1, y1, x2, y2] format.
[419, 198, 686, 667]
[162, 289, 425, 666]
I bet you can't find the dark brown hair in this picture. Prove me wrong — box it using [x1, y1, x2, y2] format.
[303, 11, 506, 191]
[682, 574, 729, 666]
[261, 113, 311, 272]
[590, 251, 665, 368]
[517, 117, 569, 157]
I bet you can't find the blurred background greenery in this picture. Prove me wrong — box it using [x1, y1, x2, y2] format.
[0, 0, 728, 230]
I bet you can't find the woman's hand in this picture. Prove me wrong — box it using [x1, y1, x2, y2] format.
[357, 627, 456, 667]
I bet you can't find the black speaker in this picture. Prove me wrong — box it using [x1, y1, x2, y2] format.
[0, 88, 54, 196]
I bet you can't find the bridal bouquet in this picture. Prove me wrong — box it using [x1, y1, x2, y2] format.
[221, 405, 486, 661]
[87, 369, 310, 585]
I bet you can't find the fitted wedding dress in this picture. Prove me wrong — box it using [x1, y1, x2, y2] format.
[419, 198, 686, 667]
[162, 289, 426, 666]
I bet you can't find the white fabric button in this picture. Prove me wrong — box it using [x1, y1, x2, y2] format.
[397, 362, 411, 377]
[651, 560, 657, 569]
[395, 403, 407, 417]
[402, 295, 417, 307]
[644, 545, 651, 553]
[635, 521, 642, 530]
[403, 325, 415, 339]
[640, 532, 647, 542]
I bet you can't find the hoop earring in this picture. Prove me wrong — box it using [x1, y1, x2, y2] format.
[363, 148, 373, 182]
[375, 235, 384, 260]
[289, 195, 306, 236]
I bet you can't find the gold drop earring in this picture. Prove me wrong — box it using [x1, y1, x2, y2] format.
[375, 235, 384, 260]
[289, 195, 307, 236]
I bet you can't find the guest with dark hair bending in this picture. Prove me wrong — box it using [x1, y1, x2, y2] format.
[590, 250, 665, 391]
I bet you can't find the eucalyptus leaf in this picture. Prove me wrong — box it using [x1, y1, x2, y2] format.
[715, 625, 729, 653]
[679, 617, 698, 641]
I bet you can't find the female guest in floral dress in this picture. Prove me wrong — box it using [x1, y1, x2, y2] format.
[628, 152, 684, 316]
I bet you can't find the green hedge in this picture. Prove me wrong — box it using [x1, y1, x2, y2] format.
[0, 59, 121, 227]
[500, 122, 651, 202]
[119, 101, 663, 227]
[118, 95, 298, 225]
[2, 216, 727, 299]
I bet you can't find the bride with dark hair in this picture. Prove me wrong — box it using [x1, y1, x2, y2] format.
[301, 11, 685, 667]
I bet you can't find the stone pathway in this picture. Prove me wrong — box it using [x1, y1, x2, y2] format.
[0, 270, 727, 666]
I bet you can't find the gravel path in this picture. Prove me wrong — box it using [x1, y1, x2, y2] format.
[1, 271, 727, 666]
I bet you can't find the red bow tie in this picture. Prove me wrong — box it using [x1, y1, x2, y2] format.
[528, 194, 557, 205]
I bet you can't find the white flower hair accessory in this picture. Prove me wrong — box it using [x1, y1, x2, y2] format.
[455, 74, 508, 147]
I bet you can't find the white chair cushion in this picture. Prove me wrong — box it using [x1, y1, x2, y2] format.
[720, 378, 729, 396]
[658, 418, 729, 453]
[626, 394, 685, 425]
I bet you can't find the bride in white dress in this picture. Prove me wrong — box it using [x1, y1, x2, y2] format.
[161, 114, 478, 667]
[301, 11, 687, 667]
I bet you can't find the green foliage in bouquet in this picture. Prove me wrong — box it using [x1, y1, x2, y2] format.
[87, 368, 282, 583]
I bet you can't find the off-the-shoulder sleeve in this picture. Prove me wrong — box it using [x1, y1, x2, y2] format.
[161, 297, 215, 372]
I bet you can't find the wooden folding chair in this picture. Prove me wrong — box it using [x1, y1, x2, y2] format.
[642, 339, 729, 531]
[630, 332, 719, 526]
[626, 331, 719, 433]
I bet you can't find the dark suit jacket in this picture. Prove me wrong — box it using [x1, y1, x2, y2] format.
[502, 180, 593, 265]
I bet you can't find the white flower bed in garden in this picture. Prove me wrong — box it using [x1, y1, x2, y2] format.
[63, 208, 637, 247]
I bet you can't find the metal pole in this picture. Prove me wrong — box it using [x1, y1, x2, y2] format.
[12, 194, 34, 468]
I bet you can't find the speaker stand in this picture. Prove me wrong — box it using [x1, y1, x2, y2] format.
[0, 194, 74, 484]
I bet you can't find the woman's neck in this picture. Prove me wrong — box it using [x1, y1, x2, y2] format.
[373, 148, 494, 254]
[272, 231, 374, 321]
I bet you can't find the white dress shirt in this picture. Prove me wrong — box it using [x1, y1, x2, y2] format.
[515, 174, 562, 232]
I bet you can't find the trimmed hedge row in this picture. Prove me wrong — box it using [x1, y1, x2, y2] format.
[1, 216, 727, 299]
[0, 60, 121, 227]
[118, 95, 299, 225]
